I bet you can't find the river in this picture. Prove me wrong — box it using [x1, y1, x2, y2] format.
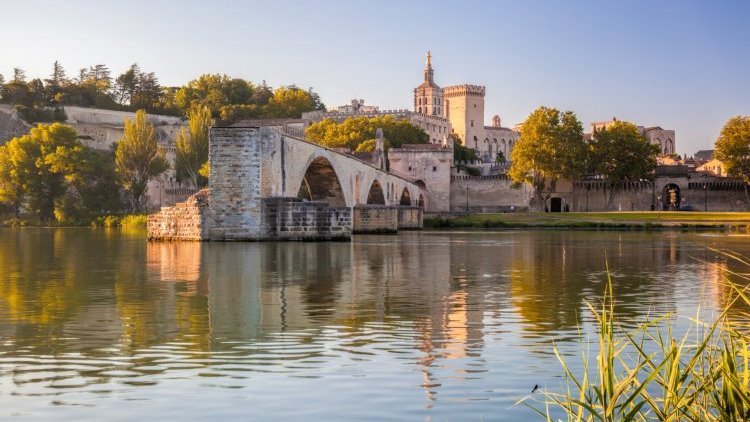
[0, 229, 747, 420]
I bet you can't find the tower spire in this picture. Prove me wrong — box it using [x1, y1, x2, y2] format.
[424, 50, 434, 84]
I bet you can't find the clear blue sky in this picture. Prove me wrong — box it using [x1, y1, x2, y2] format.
[2, 0, 749, 154]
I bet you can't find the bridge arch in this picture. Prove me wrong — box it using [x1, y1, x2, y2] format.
[366, 180, 386, 205]
[399, 187, 412, 206]
[297, 156, 347, 207]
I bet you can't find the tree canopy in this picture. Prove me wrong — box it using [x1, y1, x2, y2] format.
[589, 121, 660, 209]
[305, 115, 429, 151]
[508, 106, 587, 210]
[715, 116, 750, 183]
[0, 62, 326, 124]
[175, 105, 212, 187]
[114, 110, 169, 211]
[0, 123, 120, 222]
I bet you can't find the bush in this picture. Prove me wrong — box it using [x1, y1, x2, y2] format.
[456, 165, 481, 176]
[2, 218, 28, 227]
[120, 214, 147, 229]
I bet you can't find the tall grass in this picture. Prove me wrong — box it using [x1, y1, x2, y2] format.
[119, 214, 147, 230]
[89, 214, 147, 230]
[521, 254, 750, 421]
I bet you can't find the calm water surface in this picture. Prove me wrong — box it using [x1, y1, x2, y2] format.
[0, 229, 748, 421]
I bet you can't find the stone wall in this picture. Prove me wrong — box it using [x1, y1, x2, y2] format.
[148, 190, 210, 241]
[397, 206, 423, 230]
[64, 106, 183, 127]
[261, 197, 351, 240]
[208, 127, 264, 241]
[551, 178, 750, 212]
[352, 205, 399, 234]
[450, 175, 533, 213]
[388, 144, 452, 212]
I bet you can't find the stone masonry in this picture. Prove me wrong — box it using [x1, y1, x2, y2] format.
[352, 205, 399, 234]
[261, 197, 351, 240]
[147, 189, 210, 241]
[397, 206, 424, 230]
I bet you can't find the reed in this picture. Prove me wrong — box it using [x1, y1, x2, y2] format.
[521, 253, 750, 421]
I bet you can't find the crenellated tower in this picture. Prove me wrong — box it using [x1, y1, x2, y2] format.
[443, 84, 486, 149]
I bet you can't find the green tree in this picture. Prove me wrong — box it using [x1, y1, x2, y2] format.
[1, 78, 32, 106]
[0, 124, 85, 221]
[115, 110, 169, 211]
[305, 115, 428, 151]
[132, 72, 161, 111]
[453, 137, 478, 162]
[715, 116, 750, 207]
[75, 148, 124, 215]
[12, 68, 26, 83]
[252, 81, 273, 105]
[264, 85, 316, 118]
[0, 144, 26, 217]
[218, 104, 261, 125]
[113, 64, 141, 105]
[174, 74, 254, 117]
[45, 61, 68, 104]
[508, 106, 587, 210]
[175, 105, 212, 187]
[589, 121, 660, 209]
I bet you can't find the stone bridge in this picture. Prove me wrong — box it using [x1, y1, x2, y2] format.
[149, 126, 425, 241]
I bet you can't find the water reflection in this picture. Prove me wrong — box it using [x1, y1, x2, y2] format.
[0, 229, 747, 420]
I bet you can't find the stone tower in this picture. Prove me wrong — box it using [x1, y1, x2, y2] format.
[413, 51, 443, 116]
[443, 84, 486, 149]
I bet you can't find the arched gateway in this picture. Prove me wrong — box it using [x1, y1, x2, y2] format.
[662, 183, 681, 210]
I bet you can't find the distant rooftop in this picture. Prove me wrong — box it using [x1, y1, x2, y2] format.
[694, 149, 714, 161]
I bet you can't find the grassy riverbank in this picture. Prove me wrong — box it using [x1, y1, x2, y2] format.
[425, 212, 750, 230]
[3, 214, 148, 230]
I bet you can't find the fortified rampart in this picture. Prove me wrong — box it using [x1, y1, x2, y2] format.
[550, 178, 749, 212]
[450, 175, 533, 213]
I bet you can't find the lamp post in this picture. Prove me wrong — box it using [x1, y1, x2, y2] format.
[466, 185, 469, 215]
[657, 193, 662, 219]
[703, 183, 708, 212]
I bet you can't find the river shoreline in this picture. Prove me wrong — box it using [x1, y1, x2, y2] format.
[424, 211, 750, 231]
